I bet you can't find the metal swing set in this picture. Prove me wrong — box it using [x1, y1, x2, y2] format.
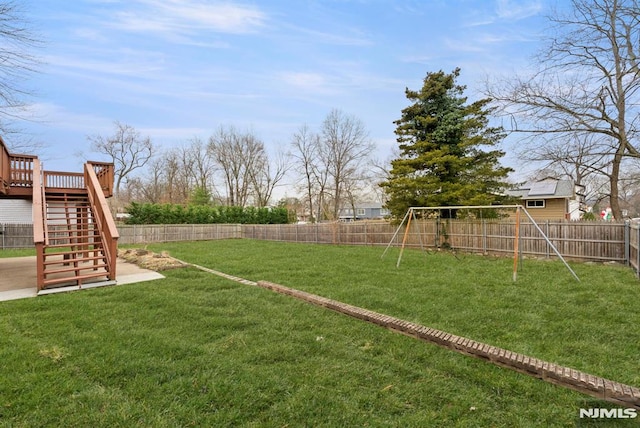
[381, 205, 580, 282]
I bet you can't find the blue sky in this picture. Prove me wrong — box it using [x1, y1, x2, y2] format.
[19, 0, 565, 189]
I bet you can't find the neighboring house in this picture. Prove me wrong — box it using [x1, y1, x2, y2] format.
[338, 202, 390, 221]
[0, 199, 33, 223]
[505, 178, 580, 221]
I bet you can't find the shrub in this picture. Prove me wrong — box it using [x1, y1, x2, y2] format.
[124, 203, 290, 225]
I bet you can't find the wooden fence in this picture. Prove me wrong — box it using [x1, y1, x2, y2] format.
[118, 224, 242, 244]
[3, 220, 639, 276]
[0, 223, 33, 249]
[242, 220, 628, 263]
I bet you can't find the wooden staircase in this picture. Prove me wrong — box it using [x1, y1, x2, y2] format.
[32, 161, 119, 292]
[39, 191, 113, 289]
[0, 137, 119, 292]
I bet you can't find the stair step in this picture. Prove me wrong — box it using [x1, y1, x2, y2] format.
[42, 272, 111, 287]
[44, 202, 89, 205]
[48, 231, 96, 234]
[47, 234, 97, 240]
[45, 199, 89, 204]
[47, 234, 98, 241]
[44, 250, 103, 258]
[47, 226, 95, 229]
[45, 193, 88, 198]
[44, 263, 109, 276]
[47, 230, 96, 234]
[43, 255, 106, 266]
[46, 213, 91, 217]
[38, 280, 117, 295]
[46, 208, 90, 212]
[46, 242, 98, 249]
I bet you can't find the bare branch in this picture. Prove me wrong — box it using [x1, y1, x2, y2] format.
[88, 121, 155, 196]
[485, 0, 640, 218]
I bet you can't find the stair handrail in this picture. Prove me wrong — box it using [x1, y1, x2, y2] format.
[84, 163, 119, 281]
[32, 158, 47, 291]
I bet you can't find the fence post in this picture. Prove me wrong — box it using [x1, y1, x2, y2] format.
[637, 226, 640, 278]
[545, 221, 550, 259]
[482, 220, 487, 254]
[625, 221, 630, 267]
[365, 222, 368, 246]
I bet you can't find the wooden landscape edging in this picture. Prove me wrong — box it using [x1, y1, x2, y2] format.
[254, 280, 640, 410]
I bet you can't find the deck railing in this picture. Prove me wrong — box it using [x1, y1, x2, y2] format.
[85, 163, 119, 281]
[89, 161, 114, 197]
[9, 153, 37, 188]
[44, 170, 84, 189]
[0, 139, 115, 196]
[0, 137, 10, 194]
[0, 137, 38, 192]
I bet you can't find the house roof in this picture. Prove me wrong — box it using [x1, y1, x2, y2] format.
[506, 178, 574, 200]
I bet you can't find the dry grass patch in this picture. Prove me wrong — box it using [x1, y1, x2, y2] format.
[117, 248, 188, 271]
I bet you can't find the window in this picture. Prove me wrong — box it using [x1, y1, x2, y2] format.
[526, 200, 545, 208]
[356, 208, 366, 216]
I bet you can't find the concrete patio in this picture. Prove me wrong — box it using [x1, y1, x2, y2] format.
[0, 256, 164, 301]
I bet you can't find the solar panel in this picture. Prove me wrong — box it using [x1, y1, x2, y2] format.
[528, 180, 557, 196]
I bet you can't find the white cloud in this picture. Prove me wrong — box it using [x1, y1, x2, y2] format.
[137, 126, 211, 141]
[495, 0, 542, 21]
[25, 102, 111, 133]
[282, 71, 326, 86]
[289, 26, 373, 47]
[442, 37, 487, 53]
[463, 0, 542, 27]
[112, 0, 268, 36]
[44, 52, 165, 76]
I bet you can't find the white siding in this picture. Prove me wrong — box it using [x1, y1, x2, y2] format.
[0, 199, 33, 223]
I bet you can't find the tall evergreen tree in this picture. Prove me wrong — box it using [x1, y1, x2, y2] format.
[380, 68, 512, 219]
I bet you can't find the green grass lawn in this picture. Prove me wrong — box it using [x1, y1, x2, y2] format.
[1, 239, 638, 427]
[0, 247, 35, 258]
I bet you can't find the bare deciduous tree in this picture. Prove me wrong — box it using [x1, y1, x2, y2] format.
[135, 157, 167, 204]
[485, 0, 640, 219]
[0, 1, 39, 128]
[181, 137, 217, 197]
[88, 121, 154, 196]
[291, 124, 325, 222]
[0, 1, 43, 152]
[248, 148, 289, 207]
[290, 110, 374, 221]
[208, 126, 270, 207]
[520, 134, 612, 209]
[320, 109, 374, 220]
